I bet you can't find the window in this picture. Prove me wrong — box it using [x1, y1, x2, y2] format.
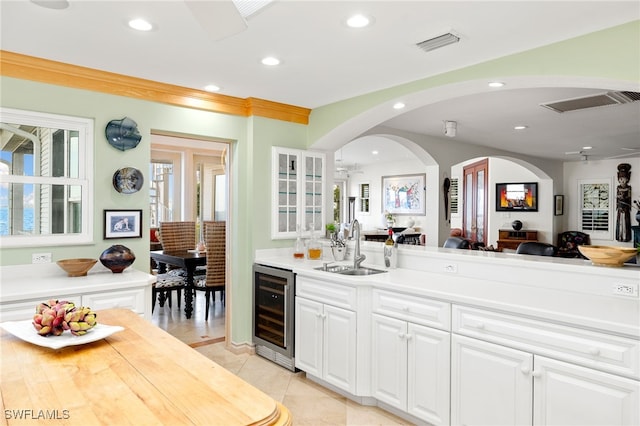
[0, 108, 93, 247]
[450, 178, 459, 215]
[579, 180, 611, 237]
[359, 183, 370, 213]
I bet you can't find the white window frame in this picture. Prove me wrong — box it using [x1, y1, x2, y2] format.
[577, 178, 612, 240]
[0, 108, 93, 248]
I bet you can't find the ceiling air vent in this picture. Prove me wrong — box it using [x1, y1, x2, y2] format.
[541, 91, 640, 113]
[416, 32, 460, 53]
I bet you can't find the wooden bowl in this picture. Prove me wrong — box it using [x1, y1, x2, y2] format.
[578, 245, 637, 267]
[56, 258, 98, 277]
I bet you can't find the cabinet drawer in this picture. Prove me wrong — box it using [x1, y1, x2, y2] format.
[372, 289, 450, 331]
[82, 289, 146, 314]
[452, 305, 640, 379]
[0, 295, 83, 322]
[296, 277, 356, 310]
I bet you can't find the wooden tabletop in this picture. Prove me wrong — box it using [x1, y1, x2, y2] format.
[1, 308, 292, 426]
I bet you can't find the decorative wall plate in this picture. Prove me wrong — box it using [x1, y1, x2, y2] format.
[105, 117, 141, 151]
[113, 167, 144, 194]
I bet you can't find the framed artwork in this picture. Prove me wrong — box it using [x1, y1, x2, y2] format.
[104, 209, 142, 239]
[554, 195, 564, 216]
[381, 173, 426, 215]
[496, 182, 539, 212]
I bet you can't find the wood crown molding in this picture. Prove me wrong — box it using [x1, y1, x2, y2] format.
[0, 50, 310, 125]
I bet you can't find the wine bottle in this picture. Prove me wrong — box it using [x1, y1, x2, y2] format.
[384, 229, 395, 268]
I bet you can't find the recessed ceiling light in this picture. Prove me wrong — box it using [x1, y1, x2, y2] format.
[393, 102, 405, 110]
[204, 85, 220, 93]
[488, 81, 505, 88]
[582, 146, 593, 150]
[346, 14, 372, 28]
[514, 125, 528, 130]
[128, 18, 153, 31]
[261, 56, 280, 66]
[372, 150, 379, 155]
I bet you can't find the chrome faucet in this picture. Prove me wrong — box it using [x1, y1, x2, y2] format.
[351, 219, 366, 269]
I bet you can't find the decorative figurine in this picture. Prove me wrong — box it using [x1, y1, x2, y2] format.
[615, 163, 632, 242]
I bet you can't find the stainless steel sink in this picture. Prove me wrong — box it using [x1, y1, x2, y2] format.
[314, 265, 387, 275]
[337, 267, 386, 276]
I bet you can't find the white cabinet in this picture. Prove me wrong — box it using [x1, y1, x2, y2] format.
[372, 314, 450, 425]
[0, 265, 154, 321]
[451, 334, 533, 426]
[0, 295, 83, 322]
[533, 356, 639, 426]
[452, 307, 640, 426]
[82, 289, 147, 315]
[295, 276, 356, 394]
[271, 147, 325, 239]
[371, 289, 451, 425]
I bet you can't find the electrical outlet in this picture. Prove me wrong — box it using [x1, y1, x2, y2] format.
[444, 263, 458, 273]
[32, 253, 52, 264]
[612, 283, 638, 297]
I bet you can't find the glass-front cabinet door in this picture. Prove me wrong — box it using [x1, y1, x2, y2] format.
[272, 147, 325, 239]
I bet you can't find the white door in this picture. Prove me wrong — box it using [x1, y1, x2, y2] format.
[295, 297, 324, 377]
[408, 323, 451, 425]
[371, 314, 407, 410]
[533, 356, 640, 426]
[323, 304, 357, 394]
[451, 334, 533, 426]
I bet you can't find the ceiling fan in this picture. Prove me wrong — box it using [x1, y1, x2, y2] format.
[184, 0, 273, 41]
[564, 150, 591, 161]
[336, 163, 364, 176]
[605, 147, 640, 160]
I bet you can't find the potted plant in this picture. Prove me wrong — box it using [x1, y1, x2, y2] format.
[385, 211, 395, 228]
[326, 223, 337, 239]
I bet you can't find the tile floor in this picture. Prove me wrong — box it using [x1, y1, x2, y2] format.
[151, 290, 412, 425]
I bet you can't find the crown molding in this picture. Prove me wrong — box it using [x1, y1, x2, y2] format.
[0, 50, 310, 125]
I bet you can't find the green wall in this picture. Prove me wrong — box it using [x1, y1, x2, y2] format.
[0, 77, 307, 346]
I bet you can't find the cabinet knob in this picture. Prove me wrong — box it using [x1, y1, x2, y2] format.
[472, 322, 486, 330]
[531, 370, 542, 378]
[520, 366, 530, 375]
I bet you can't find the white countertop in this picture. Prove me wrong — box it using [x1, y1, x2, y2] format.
[255, 242, 640, 339]
[0, 263, 155, 304]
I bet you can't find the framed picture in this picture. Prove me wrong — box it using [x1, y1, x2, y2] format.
[104, 209, 142, 239]
[496, 182, 538, 212]
[554, 194, 564, 216]
[381, 173, 426, 215]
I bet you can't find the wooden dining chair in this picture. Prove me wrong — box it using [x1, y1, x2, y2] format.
[159, 221, 196, 252]
[152, 273, 186, 313]
[152, 221, 197, 311]
[194, 221, 226, 320]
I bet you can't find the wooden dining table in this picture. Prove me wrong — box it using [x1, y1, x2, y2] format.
[0, 308, 292, 425]
[150, 249, 206, 319]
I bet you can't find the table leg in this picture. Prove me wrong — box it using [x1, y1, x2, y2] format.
[184, 268, 195, 319]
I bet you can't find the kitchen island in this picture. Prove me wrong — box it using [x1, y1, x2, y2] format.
[1, 308, 292, 425]
[256, 242, 639, 425]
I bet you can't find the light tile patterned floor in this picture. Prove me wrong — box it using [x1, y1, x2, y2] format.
[151, 291, 412, 425]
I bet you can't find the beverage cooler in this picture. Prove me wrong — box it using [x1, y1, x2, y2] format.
[252, 263, 296, 371]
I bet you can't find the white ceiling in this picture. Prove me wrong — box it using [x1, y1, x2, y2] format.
[1, 1, 639, 164]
